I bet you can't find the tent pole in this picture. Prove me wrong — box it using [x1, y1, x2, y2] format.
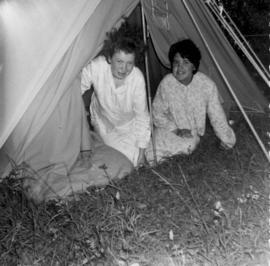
[182, 0, 270, 163]
[140, 1, 157, 165]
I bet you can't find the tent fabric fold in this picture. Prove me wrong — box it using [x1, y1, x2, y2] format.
[0, 0, 102, 148]
[0, 0, 268, 201]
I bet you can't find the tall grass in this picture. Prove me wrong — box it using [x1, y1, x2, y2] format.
[0, 114, 269, 266]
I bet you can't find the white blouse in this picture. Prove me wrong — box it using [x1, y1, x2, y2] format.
[81, 56, 151, 165]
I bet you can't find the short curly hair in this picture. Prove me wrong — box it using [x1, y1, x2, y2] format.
[168, 39, 201, 73]
[101, 20, 146, 66]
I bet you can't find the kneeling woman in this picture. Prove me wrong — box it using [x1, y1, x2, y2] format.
[146, 39, 236, 163]
[81, 23, 151, 167]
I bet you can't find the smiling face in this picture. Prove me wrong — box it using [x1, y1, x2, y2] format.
[109, 50, 135, 80]
[172, 53, 195, 86]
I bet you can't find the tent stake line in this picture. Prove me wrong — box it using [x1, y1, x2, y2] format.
[206, 0, 270, 85]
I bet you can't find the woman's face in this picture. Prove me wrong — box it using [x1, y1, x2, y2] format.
[172, 53, 195, 86]
[109, 50, 135, 80]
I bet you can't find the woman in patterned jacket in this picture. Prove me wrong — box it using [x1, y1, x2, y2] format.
[146, 39, 236, 163]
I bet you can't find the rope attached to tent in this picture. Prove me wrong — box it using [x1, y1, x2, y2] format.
[205, 0, 270, 87]
[140, 1, 157, 165]
[182, 0, 270, 164]
[151, 0, 170, 30]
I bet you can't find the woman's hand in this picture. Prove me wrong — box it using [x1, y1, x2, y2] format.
[172, 128, 193, 138]
[219, 141, 231, 150]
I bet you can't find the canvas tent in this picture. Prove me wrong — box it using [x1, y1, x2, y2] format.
[0, 0, 268, 201]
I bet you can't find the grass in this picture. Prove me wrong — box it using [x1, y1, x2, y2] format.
[0, 113, 269, 266]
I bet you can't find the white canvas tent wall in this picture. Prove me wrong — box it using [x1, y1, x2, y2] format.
[0, 0, 268, 199]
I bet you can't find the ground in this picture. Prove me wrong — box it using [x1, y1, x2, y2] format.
[0, 114, 269, 266]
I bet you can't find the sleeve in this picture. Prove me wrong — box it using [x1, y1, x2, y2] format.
[132, 74, 151, 149]
[81, 63, 93, 95]
[207, 83, 236, 148]
[152, 81, 177, 131]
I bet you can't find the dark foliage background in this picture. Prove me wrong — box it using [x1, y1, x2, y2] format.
[222, 0, 269, 34]
[219, 0, 269, 99]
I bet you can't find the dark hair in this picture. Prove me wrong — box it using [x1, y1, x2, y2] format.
[168, 39, 201, 73]
[101, 20, 146, 65]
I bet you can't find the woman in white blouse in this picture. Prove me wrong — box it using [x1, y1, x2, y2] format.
[81, 22, 151, 167]
[146, 39, 236, 163]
